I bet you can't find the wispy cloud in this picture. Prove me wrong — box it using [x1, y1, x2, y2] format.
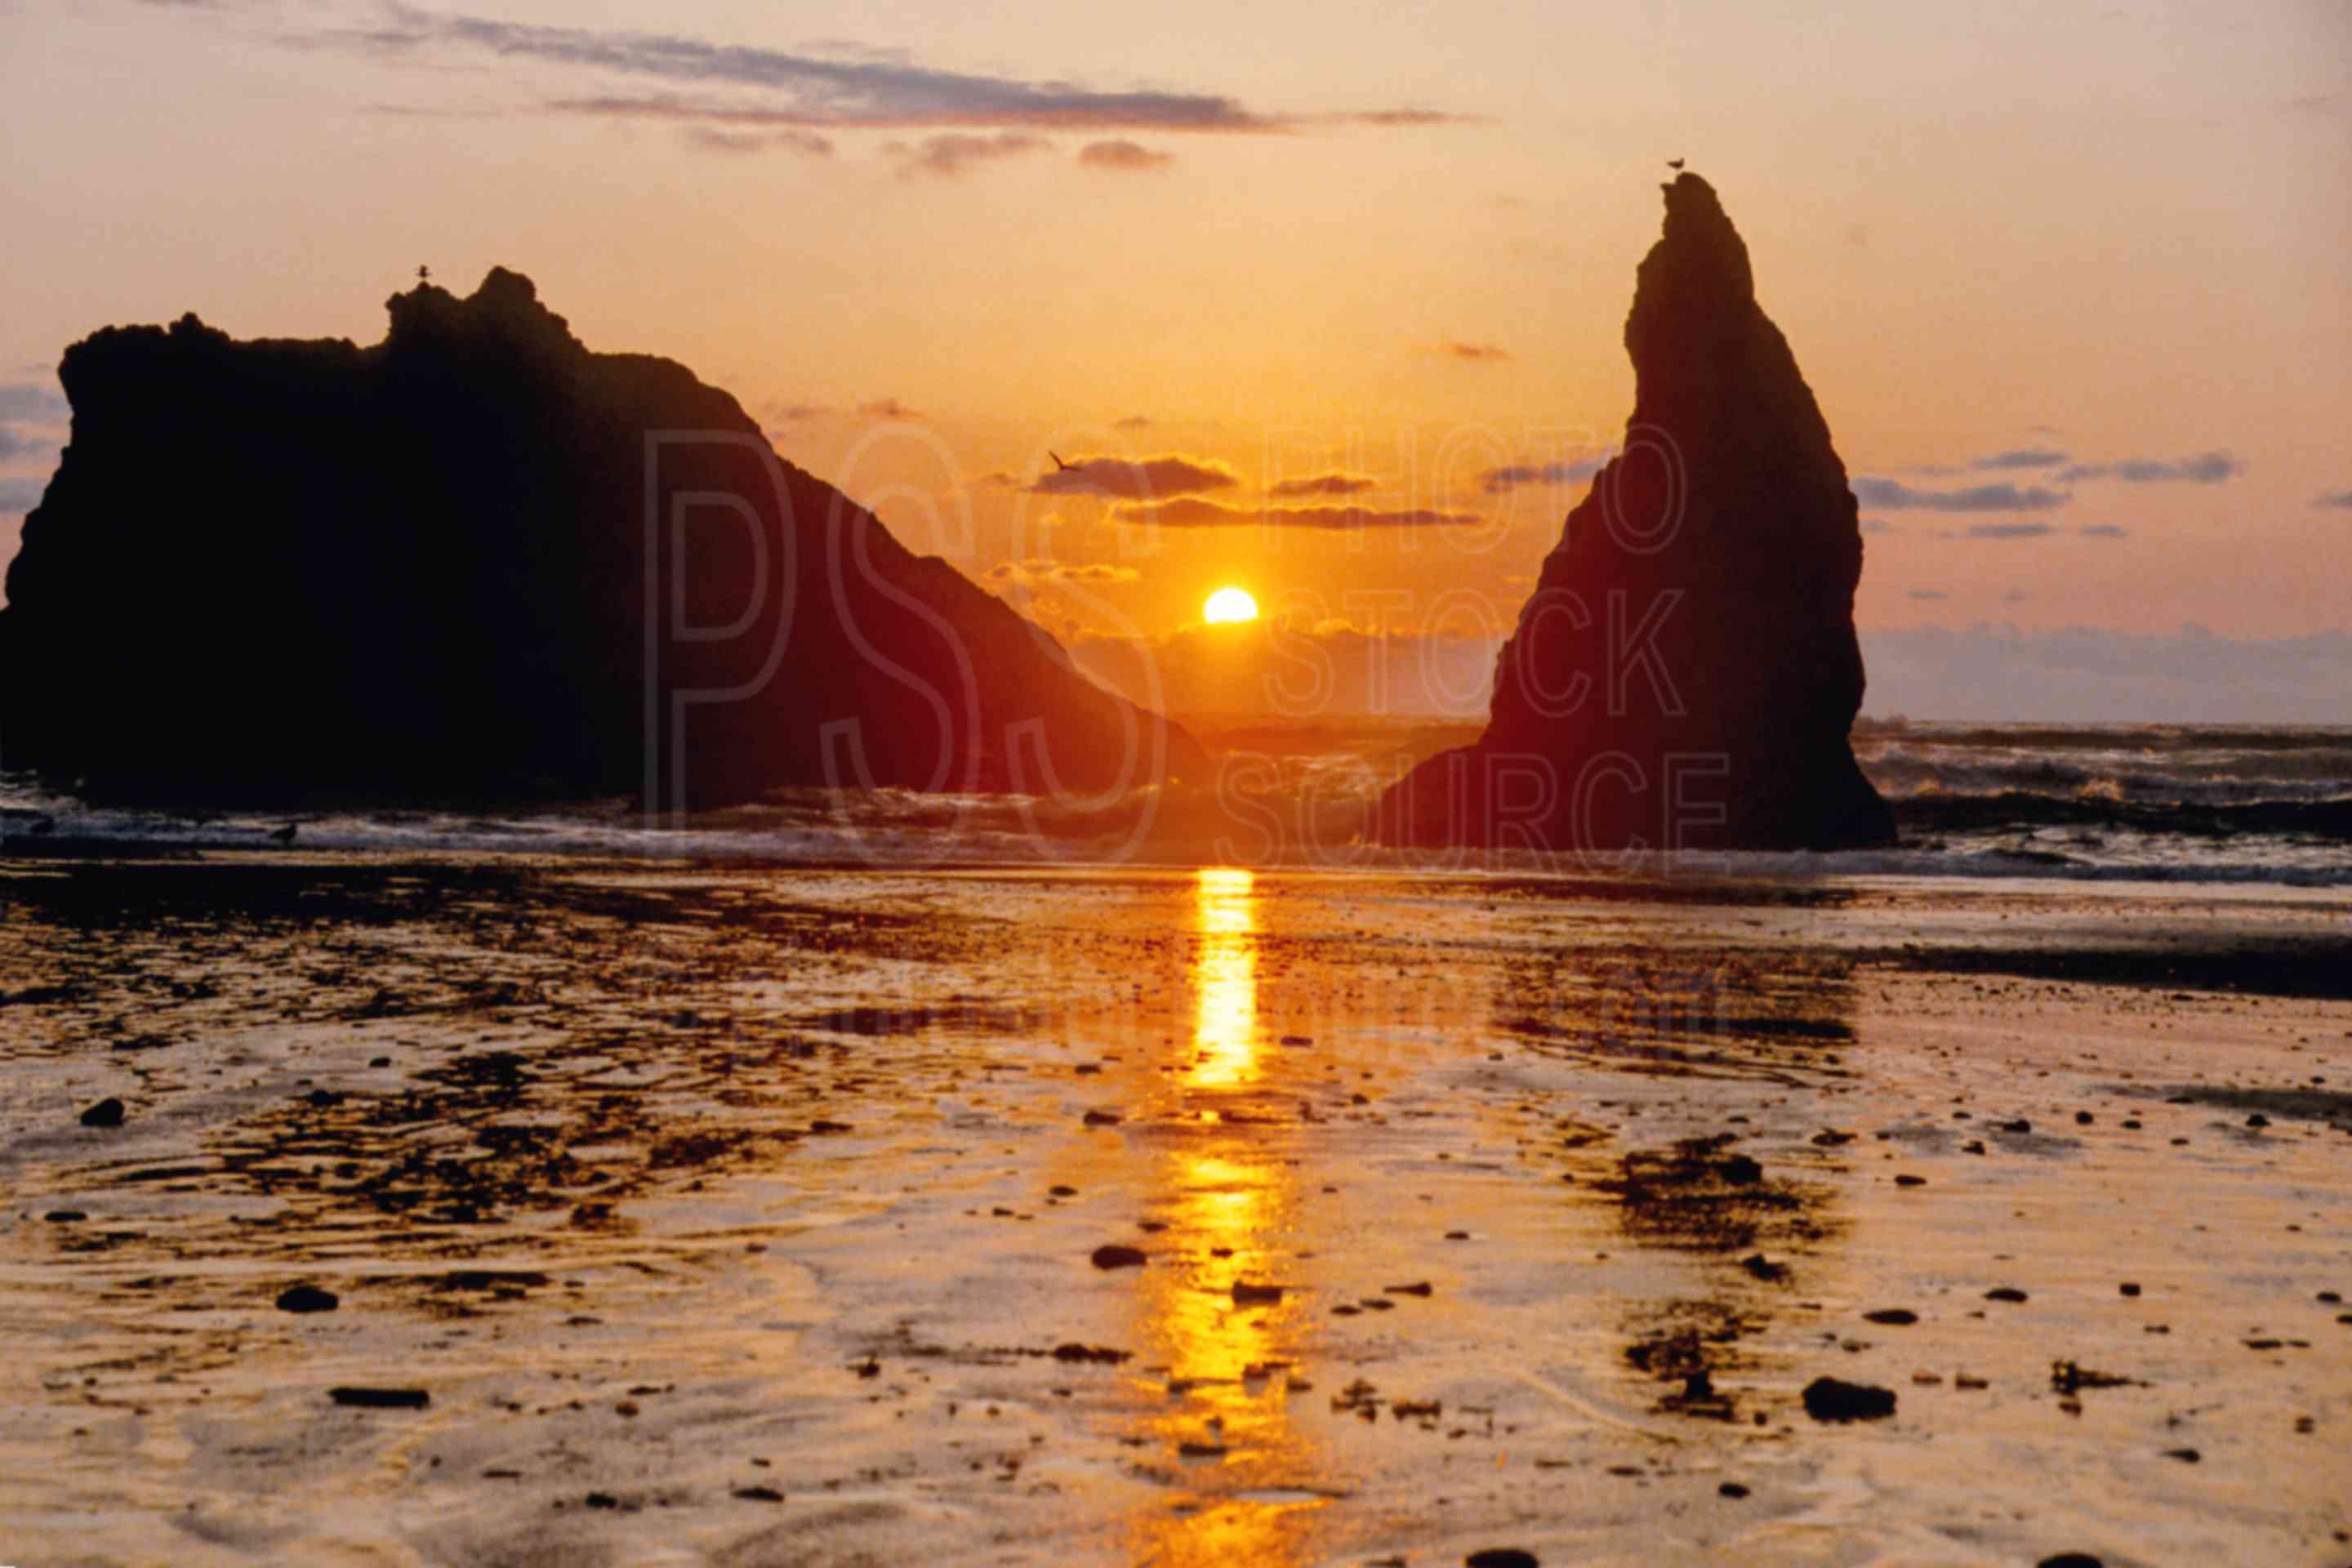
[684, 124, 832, 155]
[1031, 455, 1239, 499]
[884, 131, 1049, 178]
[1965, 523, 2056, 539]
[0, 381, 65, 421]
[987, 559, 1142, 586]
[0, 478, 45, 513]
[1076, 139, 1173, 172]
[856, 396, 923, 419]
[2080, 523, 2129, 537]
[1971, 448, 2068, 471]
[1907, 589, 1949, 601]
[1266, 472, 1377, 499]
[1112, 414, 1152, 430]
[2314, 489, 2352, 510]
[2056, 450, 2238, 484]
[310, 9, 1464, 134]
[1853, 477, 2069, 513]
[1117, 497, 1481, 530]
[1433, 341, 1511, 363]
[1477, 457, 1606, 494]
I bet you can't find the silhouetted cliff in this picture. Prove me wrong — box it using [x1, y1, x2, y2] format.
[0, 269, 1205, 808]
[1374, 175, 1895, 850]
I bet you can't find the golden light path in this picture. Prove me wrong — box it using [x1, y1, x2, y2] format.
[1129, 866, 1327, 1566]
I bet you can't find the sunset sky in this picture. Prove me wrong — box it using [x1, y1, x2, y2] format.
[2, 0, 2346, 719]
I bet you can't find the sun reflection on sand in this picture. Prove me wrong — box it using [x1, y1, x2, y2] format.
[1128, 867, 1330, 1566]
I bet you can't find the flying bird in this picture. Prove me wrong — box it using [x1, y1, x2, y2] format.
[1667, 158, 1686, 170]
[1049, 451, 1075, 472]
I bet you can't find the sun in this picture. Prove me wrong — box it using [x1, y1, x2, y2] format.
[1203, 586, 1258, 625]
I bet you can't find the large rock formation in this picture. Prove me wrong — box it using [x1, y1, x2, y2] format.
[1375, 175, 1895, 852]
[0, 270, 1205, 808]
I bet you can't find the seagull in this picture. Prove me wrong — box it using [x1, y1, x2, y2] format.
[1667, 158, 1686, 171]
[1048, 451, 1076, 472]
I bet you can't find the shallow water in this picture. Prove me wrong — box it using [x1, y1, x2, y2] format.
[2, 857, 2348, 1564]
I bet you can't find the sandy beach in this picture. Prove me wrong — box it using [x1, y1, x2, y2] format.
[0, 852, 2345, 1566]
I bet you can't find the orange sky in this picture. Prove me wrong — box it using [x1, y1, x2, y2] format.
[2, 2, 2346, 715]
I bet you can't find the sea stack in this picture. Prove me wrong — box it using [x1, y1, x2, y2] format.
[1374, 174, 1895, 851]
[0, 269, 1205, 808]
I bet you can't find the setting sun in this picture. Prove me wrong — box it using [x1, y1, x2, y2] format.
[1203, 586, 1258, 625]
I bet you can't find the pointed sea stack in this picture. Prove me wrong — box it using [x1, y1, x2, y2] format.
[1374, 175, 1894, 851]
[0, 270, 1205, 809]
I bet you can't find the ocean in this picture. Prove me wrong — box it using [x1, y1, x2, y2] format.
[4, 719, 2348, 885]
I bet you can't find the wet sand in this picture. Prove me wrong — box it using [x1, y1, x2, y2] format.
[2, 854, 2348, 1566]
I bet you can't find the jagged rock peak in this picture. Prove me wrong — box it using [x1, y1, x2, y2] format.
[385, 266, 582, 359]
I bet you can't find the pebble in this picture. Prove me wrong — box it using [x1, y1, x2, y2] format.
[1800, 1376, 1896, 1422]
[328, 1387, 429, 1409]
[79, 1098, 126, 1129]
[1090, 1245, 1147, 1269]
[1464, 1551, 1539, 1568]
[2035, 1556, 2104, 1568]
[1717, 1481, 1748, 1499]
[2119, 1282, 2141, 1297]
[1985, 1287, 2029, 1303]
[276, 1285, 340, 1313]
[1863, 1308, 1918, 1325]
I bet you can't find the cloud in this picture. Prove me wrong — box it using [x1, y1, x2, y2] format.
[1965, 523, 2055, 539]
[684, 124, 832, 155]
[1076, 139, 1173, 172]
[1434, 341, 1511, 363]
[1971, 448, 2069, 470]
[1860, 519, 1894, 535]
[1118, 497, 1481, 530]
[1030, 455, 1239, 499]
[2314, 489, 2352, 510]
[313, 10, 1460, 134]
[1266, 473, 1377, 499]
[764, 400, 831, 423]
[885, 131, 1050, 178]
[1477, 457, 1606, 494]
[0, 381, 65, 421]
[1853, 477, 2069, 513]
[987, 559, 1142, 586]
[1112, 414, 1152, 430]
[2056, 450, 2238, 484]
[0, 425, 33, 461]
[0, 477, 45, 513]
[2079, 523, 2129, 537]
[856, 397, 921, 419]
[1908, 590, 1948, 601]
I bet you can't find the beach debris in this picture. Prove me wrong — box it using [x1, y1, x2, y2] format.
[2162, 1447, 2200, 1463]
[1082, 1109, 1122, 1126]
[1802, 1376, 1896, 1422]
[2120, 1282, 2141, 1297]
[2050, 1361, 2135, 1395]
[732, 1485, 785, 1503]
[1231, 1281, 1285, 1305]
[1464, 1549, 1539, 1568]
[1050, 1343, 1130, 1364]
[276, 1284, 340, 1313]
[1894, 1174, 1927, 1187]
[1985, 1287, 2029, 1303]
[1384, 1281, 1434, 1296]
[43, 1209, 86, 1223]
[1863, 1308, 1918, 1325]
[1718, 1481, 1750, 1498]
[1090, 1244, 1147, 1269]
[2034, 1555, 2104, 1568]
[328, 1386, 429, 1409]
[1740, 1254, 1788, 1282]
[79, 1097, 126, 1128]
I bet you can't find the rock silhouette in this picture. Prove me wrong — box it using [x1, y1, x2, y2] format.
[1, 269, 1205, 808]
[1375, 175, 1895, 851]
